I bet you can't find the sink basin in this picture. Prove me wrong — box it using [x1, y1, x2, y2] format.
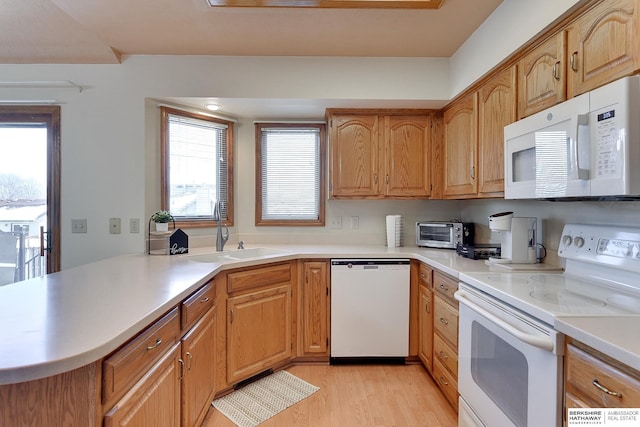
[186, 247, 290, 263]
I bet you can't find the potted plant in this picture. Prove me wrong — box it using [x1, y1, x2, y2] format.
[151, 210, 173, 232]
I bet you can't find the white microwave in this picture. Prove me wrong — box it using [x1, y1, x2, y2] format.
[504, 75, 640, 199]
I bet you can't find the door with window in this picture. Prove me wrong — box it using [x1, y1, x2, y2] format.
[0, 106, 61, 285]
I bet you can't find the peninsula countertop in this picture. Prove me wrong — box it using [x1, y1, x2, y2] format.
[0, 244, 494, 385]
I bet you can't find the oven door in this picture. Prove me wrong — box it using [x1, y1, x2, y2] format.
[455, 284, 563, 427]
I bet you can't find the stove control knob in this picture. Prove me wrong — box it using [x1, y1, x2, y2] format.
[562, 235, 573, 246]
[574, 236, 585, 248]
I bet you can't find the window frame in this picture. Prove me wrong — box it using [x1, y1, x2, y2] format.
[255, 122, 326, 226]
[160, 106, 234, 228]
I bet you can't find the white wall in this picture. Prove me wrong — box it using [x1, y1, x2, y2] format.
[0, 0, 620, 269]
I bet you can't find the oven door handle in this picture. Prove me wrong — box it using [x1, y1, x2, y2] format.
[454, 290, 555, 353]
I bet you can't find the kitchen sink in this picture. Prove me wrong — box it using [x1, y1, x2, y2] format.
[186, 247, 291, 263]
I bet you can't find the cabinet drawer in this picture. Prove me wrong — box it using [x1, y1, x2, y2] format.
[434, 271, 458, 303]
[419, 263, 433, 288]
[103, 307, 180, 405]
[434, 332, 458, 378]
[181, 281, 215, 331]
[434, 358, 458, 410]
[434, 295, 458, 350]
[227, 262, 291, 293]
[566, 342, 640, 408]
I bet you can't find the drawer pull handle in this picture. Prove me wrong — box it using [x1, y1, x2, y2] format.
[186, 352, 193, 371]
[439, 350, 448, 360]
[426, 301, 430, 313]
[592, 379, 623, 398]
[178, 358, 185, 380]
[439, 376, 449, 386]
[439, 317, 448, 325]
[440, 284, 448, 291]
[146, 338, 162, 350]
[200, 297, 210, 303]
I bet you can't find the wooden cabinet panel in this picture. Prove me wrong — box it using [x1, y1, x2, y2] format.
[384, 115, 431, 197]
[433, 358, 458, 411]
[181, 307, 216, 427]
[443, 93, 477, 197]
[434, 270, 458, 303]
[227, 284, 292, 384]
[477, 66, 516, 196]
[418, 284, 433, 372]
[300, 261, 329, 356]
[434, 295, 459, 351]
[518, 31, 567, 119]
[227, 263, 291, 293]
[434, 333, 457, 378]
[567, 0, 640, 98]
[565, 340, 640, 409]
[102, 308, 180, 406]
[181, 281, 215, 331]
[104, 343, 181, 427]
[329, 113, 381, 197]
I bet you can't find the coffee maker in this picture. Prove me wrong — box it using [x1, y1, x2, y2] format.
[488, 212, 537, 264]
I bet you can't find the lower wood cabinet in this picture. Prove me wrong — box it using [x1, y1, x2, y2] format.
[417, 263, 434, 372]
[181, 306, 217, 427]
[565, 339, 640, 412]
[226, 263, 293, 384]
[104, 342, 182, 427]
[299, 260, 329, 357]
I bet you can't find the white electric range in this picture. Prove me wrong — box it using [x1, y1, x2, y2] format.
[456, 223, 640, 427]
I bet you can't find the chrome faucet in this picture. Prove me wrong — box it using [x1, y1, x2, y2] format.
[213, 200, 229, 251]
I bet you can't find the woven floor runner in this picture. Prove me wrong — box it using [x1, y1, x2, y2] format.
[212, 370, 319, 427]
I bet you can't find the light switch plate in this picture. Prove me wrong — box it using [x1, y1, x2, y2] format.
[130, 218, 140, 233]
[71, 219, 87, 233]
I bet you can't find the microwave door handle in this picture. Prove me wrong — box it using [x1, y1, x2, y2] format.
[570, 114, 590, 180]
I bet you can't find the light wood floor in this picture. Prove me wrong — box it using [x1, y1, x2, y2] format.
[203, 364, 458, 427]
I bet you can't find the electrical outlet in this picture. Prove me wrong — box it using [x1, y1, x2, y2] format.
[130, 218, 140, 233]
[329, 216, 342, 229]
[71, 219, 87, 233]
[351, 216, 359, 229]
[109, 217, 121, 234]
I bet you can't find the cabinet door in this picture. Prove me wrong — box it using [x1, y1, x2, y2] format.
[418, 285, 433, 372]
[181, 307, 216, 427]
[301, 261, 329, 356]
[227, 284, 292, 384]
[104, 343, 181, 427]
[567, 0, 640, 98]
[329, 114, 381, 198]
[518, 31, 567, 119]
[384, 115, 431, 197]
[478, 66, 516, 196]
[443, 93, 477, 198]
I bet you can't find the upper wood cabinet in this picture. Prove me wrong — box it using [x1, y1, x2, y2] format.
[567, 0, 640, 98]
[517, 31, 567, 119]
[477, 66, 517, 196]
[327, 109, 432, 199]
[442, 94, 477, 198]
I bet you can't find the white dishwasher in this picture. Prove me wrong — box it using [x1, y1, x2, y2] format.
[330, 259, 410, 360]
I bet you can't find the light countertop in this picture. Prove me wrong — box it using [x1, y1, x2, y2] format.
[0, 244, 492, 385]
[555, 316, 640, 372]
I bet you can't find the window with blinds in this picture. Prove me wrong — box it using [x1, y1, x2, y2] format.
[256, 123, 325, 226]
[160, 107, 234, 225]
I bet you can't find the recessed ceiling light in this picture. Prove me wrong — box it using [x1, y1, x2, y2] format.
[206, 103, 221, 111]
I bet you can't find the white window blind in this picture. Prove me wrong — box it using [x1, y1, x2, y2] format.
[168, 112, 228, 220]
[260, 127, 321, 221]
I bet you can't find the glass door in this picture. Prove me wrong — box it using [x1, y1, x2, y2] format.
[0, 106, 60, 285]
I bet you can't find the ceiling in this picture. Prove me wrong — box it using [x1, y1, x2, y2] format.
[3, 0, 503, 63]
[1, 0, 503, 119]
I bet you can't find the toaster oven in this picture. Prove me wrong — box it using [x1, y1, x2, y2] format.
[416, 221, 474, 249]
